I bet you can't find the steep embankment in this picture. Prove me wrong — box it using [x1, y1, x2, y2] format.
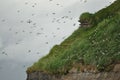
[27, 0, 120, 80]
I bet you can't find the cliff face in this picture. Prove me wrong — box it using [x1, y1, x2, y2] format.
[27, 72, 120, 80]
[27, 71, 61, 80]
[27, 64, 120, 80]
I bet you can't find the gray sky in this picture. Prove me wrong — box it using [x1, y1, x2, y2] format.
[0, 0, 115, 80]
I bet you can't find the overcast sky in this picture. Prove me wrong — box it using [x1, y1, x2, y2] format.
[0, 0, 115, 80]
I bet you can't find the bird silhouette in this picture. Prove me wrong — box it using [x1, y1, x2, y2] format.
[68, 11, 71, 13]
[20, 20, 24, 23]
[9, 28, 12, 31]
[25, 2, 28, 5]
[15, 32, 18, 34]
[62, 36, 66, 39]
[52, 13, 56, 15]
[73, 23, 76, 26]
[28, 50, 31, 53]
[84, 0, 87, 3]
[17, 10, 20, 13]
[45, 42, 48, 44]
[29, 32, 32, 34]
[53, 35, 56, 38]
[36, 33, 42, 35]
[36, 52, 40, 54]
[45, 35, 47, 37]
[56, 4, 60, 6]
[32, 5, 35, 8]
[2, 51, 7, 56]
[22, 30, 25, 32]
[32, 14, 35, 16]
[57, 28, 60, 30]
[27, 19, 32, 24]
[49, 0, 52, 1]
[41, 28, 44, 30]
[1, 19, 5, 22]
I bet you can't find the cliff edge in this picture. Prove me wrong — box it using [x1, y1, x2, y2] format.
[27, 64, 120, 80]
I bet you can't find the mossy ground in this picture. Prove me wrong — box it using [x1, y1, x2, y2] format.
[27, 0, 120, 74]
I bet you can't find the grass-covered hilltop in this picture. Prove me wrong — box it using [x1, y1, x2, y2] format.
[27, 0, 120, 75]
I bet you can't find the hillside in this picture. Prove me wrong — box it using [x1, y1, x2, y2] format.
[27, 0, 120, 76]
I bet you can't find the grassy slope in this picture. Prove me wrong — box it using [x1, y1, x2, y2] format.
[27, 0, 120, 74]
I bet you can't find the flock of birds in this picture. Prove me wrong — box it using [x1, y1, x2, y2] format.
[0, 0, 80, 57]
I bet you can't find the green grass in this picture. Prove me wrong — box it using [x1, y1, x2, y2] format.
[79, 12, 94, 25]
[27, 0, 120, 74]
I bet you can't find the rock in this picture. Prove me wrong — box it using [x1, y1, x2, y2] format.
[69, 67, 78, 73]
[27, 71, 62, 80]
[113, 64, 120, 72]
[27, 71, 120, 80]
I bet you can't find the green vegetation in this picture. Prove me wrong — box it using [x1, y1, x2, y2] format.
[94, 0, 120, 24]
[79, 12, 94, 25]
[27, 0, 120, 74]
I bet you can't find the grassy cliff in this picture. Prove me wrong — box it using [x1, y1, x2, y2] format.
[27, 0, 120, 74]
